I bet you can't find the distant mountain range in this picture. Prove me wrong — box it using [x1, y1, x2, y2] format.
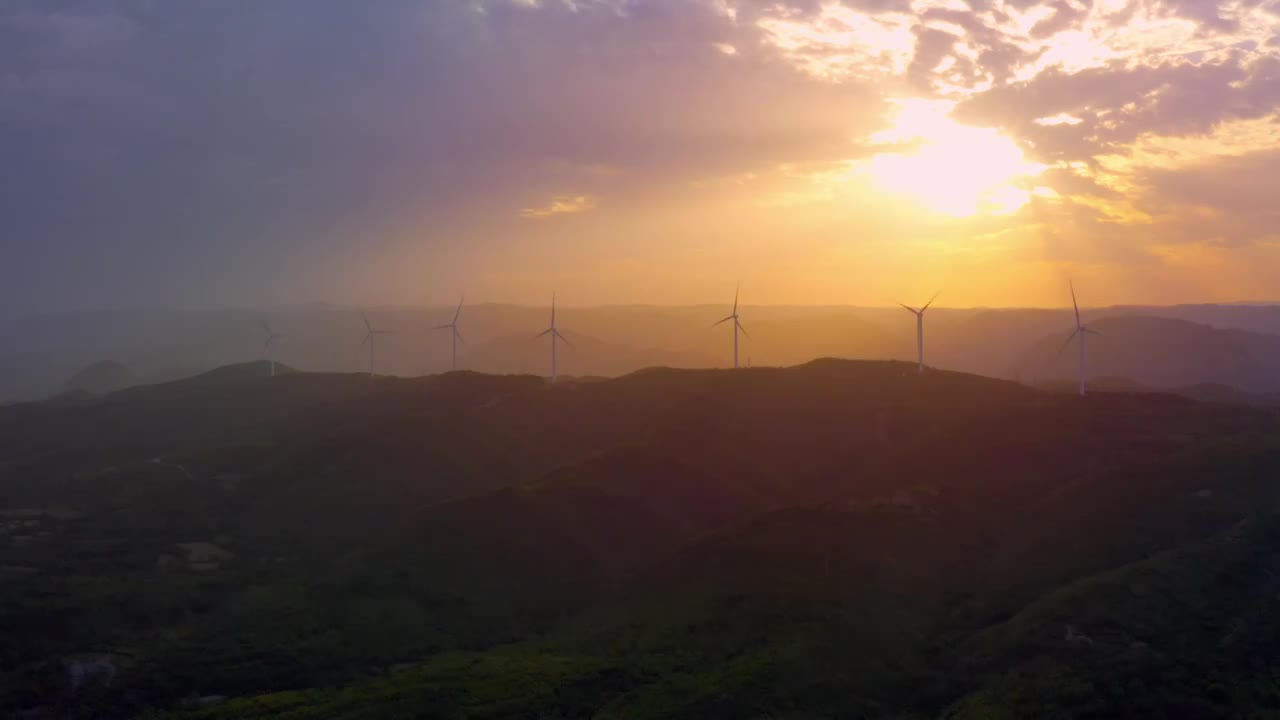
[5, 303, 1280, 402]
[1015, 316, 1280, 393]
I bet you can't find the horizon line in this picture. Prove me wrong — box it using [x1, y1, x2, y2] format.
[10, 299, 1280, 320]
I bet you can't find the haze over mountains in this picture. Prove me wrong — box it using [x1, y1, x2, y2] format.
[1016, 316, 1280, 394]
[6, 302, 1280, 403]
[2, 302, 1280, 404]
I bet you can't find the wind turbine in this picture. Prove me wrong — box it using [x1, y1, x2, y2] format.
[259, 318, 291, 377]
[713, 285, 749, 369]
[899, 293, 938, 374]
[358, 310, 393, 376]
[1060, 282, 1099, 396]
[535, 293, 571, 383]
[434, 297, 465, 371]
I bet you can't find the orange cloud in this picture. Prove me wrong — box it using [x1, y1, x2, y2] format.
[519, 195, 597, 220]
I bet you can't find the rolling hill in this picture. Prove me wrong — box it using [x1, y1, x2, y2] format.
[462, 331, 716, 377]
[2, 360, 1280, 718]
[7, 304, 1280, 404]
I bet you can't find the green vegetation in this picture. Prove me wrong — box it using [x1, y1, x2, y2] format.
[3, 360, 1280, 718]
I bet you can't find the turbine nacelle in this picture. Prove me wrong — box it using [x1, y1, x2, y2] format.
[1059, 325, 1102, 353]
[1061, 281, 1100, 396]
[358, 310, 393, 339]
[1059, 281, 1103, 352]
[357, 309, 393, 375]
[712, 313, 749, 336]
[359, 330, 393, 345]
[900, 293, 938, 373]
[433, 297, 466, 372]
[536, 327, 572, 345]
[539, 293, 571, 383]
[898, 292, 938, 318]
[434, 298, 466, 342]
[537, 293, 571, 345]
[258, 317, 294, 377]
[713, 285, 748, 368]
[259, 319, 291, 350]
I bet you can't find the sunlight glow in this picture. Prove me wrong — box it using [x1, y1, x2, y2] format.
[861, 99, 1047, 217]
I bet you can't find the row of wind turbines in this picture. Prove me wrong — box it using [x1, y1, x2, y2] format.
[259, 283, 1100, 396]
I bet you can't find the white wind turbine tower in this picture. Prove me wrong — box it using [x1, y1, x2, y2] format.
[434, 297, 465, 371]
[713, 285, 749, 369]
[899, 293, 938, 374]
[535, 293, 571, 383]
[1060, 282, 1100, 397]
[358, 309, 394, 376]
[259, 318, 291, 377]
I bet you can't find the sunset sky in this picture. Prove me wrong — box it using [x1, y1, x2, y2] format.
[4, 0, 1279, 315]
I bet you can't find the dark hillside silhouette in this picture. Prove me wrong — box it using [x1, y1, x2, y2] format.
[4, 360, 1280, 717]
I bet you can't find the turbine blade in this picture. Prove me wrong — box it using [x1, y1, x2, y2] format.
[360, 310, 372, 332]
[713, 315, 734, 327]
[260, 317, 272, 335]
[454, 296, 464, 323]
[433, 324, 452, 330]
[536, 328, 553, 338]
[556, 331, 573, 348]
[455, 328, 465, 345]
[1085, 327, 1102, 336]
[899, 303, 918, 314]
[733, 284, 739, 315]
[359, 333, 371, 349]
[1070, 281, 1080, 327]
[922, 292, 939, 312]
[736, 319, 750, 339]
[1057, 328, 1080, 356]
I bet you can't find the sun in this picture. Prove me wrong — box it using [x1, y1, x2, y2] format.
[863, 99, 1047, 217]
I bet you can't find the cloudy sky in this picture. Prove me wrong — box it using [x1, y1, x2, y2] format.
[4, 0, 1279, 315]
